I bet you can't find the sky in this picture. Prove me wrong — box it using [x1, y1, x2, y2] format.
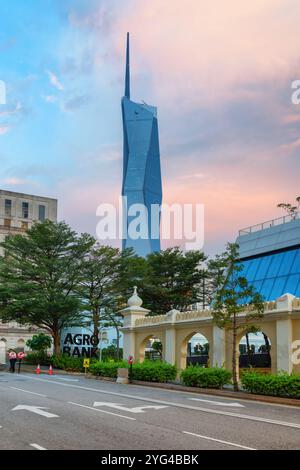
[0, 0, 300, 256]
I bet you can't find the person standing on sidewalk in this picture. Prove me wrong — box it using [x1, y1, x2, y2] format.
[8, 350, 17, 373]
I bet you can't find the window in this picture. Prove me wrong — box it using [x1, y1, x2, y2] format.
[269, 276, 287, 300]
[22, 202, 29, 219]
[242, 247, 300, 301]
[38, 204, 46, 221]
[245, 258, 261, 281]
[4, 199, 12, 217]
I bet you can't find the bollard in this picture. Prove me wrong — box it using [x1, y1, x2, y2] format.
[116, 368, 129, 384]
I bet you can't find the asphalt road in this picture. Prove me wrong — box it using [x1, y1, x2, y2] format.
[0, 371, 300, 450]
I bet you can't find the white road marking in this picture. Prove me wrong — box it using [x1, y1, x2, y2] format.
[9, 386, 47, 397]
[93, 402, 167, 414]
[189, 397, 244, 408]
[183, 431, 256, 450]
[55, 377, 79, 382]
[68, 401, 136, 421]
[30, 443, 47, 450]
[12, 405, 59, 418]
[19, 375, 300, 430]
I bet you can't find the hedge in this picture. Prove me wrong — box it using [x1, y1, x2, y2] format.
[180, 366, 231, 389]
[241, 371, 300, 399]
[89, 361, 128, 378]
[89, 360, 177, 383]
[132, 361, 177, 383]
[24, 351, 52, 366]
[50, 355, 98, 372]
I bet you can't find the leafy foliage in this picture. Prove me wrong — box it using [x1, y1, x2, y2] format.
[100, 345, 123, 361]
[26, 333, 52, 352]
[89, 360, 177, 382]
[180, 366, 231, 389]
[241, 371, 300, 398]
[277, 196, 300, 219]
[210, 242, 265, 390]
[24, 351, 52, 366]
[50, 354, 98, 372]
[131, 361, 177, 382]
[0, 221, 94, 354]
[89, 361, 128, 378]
[127, 247, 207, 315]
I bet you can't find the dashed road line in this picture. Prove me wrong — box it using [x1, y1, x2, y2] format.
[9, 386, 47, 397]
[183, 431, 256, 450]
[30, 443, 47, 450]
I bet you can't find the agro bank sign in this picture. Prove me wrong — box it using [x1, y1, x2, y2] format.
[62, 333, 99, 358]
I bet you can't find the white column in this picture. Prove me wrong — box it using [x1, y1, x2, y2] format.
[276, 319, 293, 373]
[212, 325, 226, 368]
[123, 330, 136, 361]
[164, 328, 176, 365]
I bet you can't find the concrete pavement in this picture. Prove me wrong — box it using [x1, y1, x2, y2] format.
[0, 371, 300, 450]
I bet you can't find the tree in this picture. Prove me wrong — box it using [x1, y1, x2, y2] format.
[26, 333, 52, 352]
[77, 245, 140, 360]
[0, 220, 94, 354]
[211, 243, 265, 391]
[277, 196, 300, 219]
[151, 340, 163, 356]
[77, 244, 122, 338]
[100, 311, 124, 361]
[136, 247, 207, 315]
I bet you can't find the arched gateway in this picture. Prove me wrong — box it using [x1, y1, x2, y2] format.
[121, 288, 300, 375]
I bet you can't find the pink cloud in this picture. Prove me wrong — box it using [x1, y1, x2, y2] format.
[0, 125, 11, 135]
[108, 0, 300, 107]
[282, 114, 300, 124]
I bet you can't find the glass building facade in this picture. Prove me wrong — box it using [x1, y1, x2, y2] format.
[121, 33, 162, 257]
[240, 246, 300, 301]
[237, 215, 300, 301]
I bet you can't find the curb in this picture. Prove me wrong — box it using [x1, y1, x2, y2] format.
[129, 380, 300, 407]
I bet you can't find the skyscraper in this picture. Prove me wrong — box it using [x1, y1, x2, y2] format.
[121, 33, 162, 257]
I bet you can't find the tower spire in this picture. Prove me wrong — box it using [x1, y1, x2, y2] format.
[125, 32, 130, 99]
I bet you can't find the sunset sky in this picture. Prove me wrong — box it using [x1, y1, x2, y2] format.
[1, 0, 300, 255]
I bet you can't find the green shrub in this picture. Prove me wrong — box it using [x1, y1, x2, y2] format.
[100, 345, 123, 362]
[89, 360, 128, 378]
[26, 333, 52, 352]
[89, 360, 177, 382]
[50, 355, 96, 372]
[180, 366, 231, 389]
[132, 361, 177, 383]
[24, 351, 52, 366]
[241, 371, 300, 398]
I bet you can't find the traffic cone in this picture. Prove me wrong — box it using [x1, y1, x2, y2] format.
[48, 364, 53, 376]
[36, 364, 41, 374]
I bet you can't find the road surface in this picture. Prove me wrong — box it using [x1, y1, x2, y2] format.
[0, 371, 300, 450]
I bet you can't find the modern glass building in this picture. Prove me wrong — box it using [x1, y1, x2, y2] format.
[236, 214, 300, 301]
[121, 33, 162, 257]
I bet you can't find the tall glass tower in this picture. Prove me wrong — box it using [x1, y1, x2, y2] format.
[121, 33, 162, 257]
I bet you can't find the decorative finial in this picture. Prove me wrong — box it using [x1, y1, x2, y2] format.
[127, 285, 143, 307]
